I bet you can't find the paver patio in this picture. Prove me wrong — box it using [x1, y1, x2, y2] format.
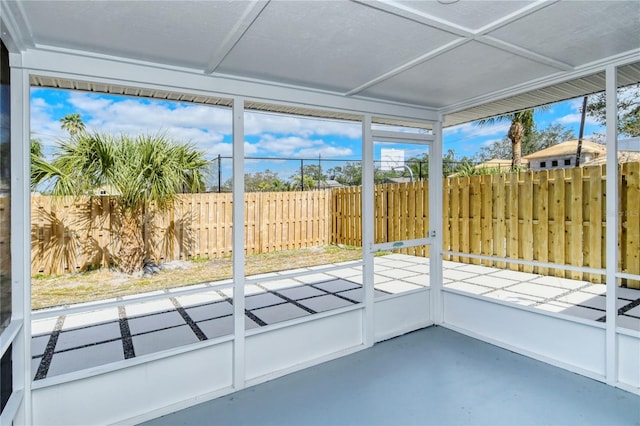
[31, 254, 640, 381]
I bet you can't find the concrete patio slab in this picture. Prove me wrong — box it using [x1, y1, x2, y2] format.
[507, 282, 569, 299]
[47, 340, 124, 377]
[482, 289, 545, 306]
[132, 325, 200, 357]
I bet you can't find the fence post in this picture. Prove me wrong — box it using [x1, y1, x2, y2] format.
[217, 154, 222, 193]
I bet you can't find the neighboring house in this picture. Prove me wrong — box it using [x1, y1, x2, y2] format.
[581, 151, 640, 167]
[447, 158, 529, 177]
[523, 140, 606, 171]
[319, 179, 344, 189]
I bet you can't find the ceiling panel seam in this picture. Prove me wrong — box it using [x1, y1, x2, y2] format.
[345, 38, 470, 96]
[351, 0, 473, 38]
[204, 0, 270, 74]
[474, 0, 560, 34]
[345, 0, 571, 96]
[477, 36, 573, 71]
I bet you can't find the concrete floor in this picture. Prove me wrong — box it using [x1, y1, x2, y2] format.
[142, 326, 640, 426]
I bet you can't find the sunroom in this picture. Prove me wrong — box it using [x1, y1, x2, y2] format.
[1, 1, 639, 425]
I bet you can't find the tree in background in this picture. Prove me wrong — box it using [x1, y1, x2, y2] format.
[242, 170, 290, 192]
[475, 123, 575, 163]
[327, 162, 362, 186]
[290, 164, 326, 190]
[32, 131, 209, 274]
[586, 83, 640, 137]
[477, 107, 550, 169]
[59, 113, 86, 136]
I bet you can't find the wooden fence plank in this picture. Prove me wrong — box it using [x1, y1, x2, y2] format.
[507, 173, 519, 271]
[568, 167, 584, 280]
[623, 162, 640, 288]
[442, 178, 450, 261]
[480, 174, 493, 267]
[450, 177, 461, 262]
[587, 165, 603, 283]
[460, 177, 470, 259]
[469, 176, 481, 265]
[493, 173, 506, 268]
[551, 169, 566, 277]
[519, 171, 534, 273]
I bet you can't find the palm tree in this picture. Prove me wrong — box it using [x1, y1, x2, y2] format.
[60, 113, 86, 136]
[32, 132, 209, 274]
[477, 108, 545, 169]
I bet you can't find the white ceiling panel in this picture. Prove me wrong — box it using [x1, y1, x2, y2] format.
[20, 1, 251, 69]
[359, 41, 560, 108]
[3, 0, 639, 126]
[394, 0, 535, 31]
[215, 1, 459, 92]
[489, 1, 640, 67]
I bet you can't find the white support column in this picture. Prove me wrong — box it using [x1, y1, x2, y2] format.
[232, 97, 246, 390]
[604, 65, 618, 385]
[10, 59, 31, 424]
[361, 114, 374, 347]
[430, 117, 444, 325]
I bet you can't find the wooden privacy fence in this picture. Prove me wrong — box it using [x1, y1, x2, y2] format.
[331, 181, 430, 258]
[31, 190, 331, 275]
[331, 163, 640, 288]
[444, 163, 639, 287]
[30, 163, 640, 287]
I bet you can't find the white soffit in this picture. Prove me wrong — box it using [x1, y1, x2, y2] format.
[444, 62, 640, 127]
[29, 75, 433, 130]
[5, 0, 640, 127]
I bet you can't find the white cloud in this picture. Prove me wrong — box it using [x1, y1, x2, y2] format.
[567, 97, 588, 111]
[445, 121, 511, 139]
[245, 111, 361, 139]
[35, 91, 363, 159]
[556, 113, 598, 126]
[32, 91, 235, 159]
[480, 138, 502, 147]
[30, 96, 66, 148]
[247, 134, 353, 158]
[298, 145, 353, 158]
[68, 92, 232, 139]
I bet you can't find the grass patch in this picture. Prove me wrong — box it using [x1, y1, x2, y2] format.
[32, 245, 363, 310]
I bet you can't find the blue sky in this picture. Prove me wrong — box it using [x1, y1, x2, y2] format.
[30, 87, 606, 182]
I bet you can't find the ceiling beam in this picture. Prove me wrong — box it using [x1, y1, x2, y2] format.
[478, 36, 573, 71]
[345, 38, 469, 96]
[204, 0, 270, 75]
[473, 0, 559, 34]
[346, 0, 571, 97]
[351, 0, 473, 37]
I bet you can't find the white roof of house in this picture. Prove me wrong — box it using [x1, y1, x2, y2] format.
[523, 140, 606, 160]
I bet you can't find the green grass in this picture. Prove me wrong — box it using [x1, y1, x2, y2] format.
[32, 245, 364, 310]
